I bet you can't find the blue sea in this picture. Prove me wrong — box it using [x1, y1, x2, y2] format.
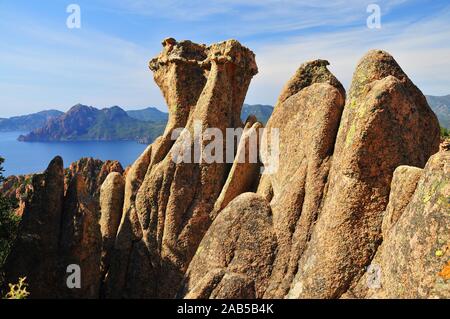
[0, 131, 147, 176]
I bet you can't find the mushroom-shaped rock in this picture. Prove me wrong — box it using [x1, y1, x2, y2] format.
[107, 39, 258, 298]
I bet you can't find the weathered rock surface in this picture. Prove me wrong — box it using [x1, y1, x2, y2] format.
[180, 193, 277, 299]
[3, 157, 64, 298]
[2, 156, 124, 298]
[105, 38, 258, 298]
[288, 50, 440, 299]
[381, 165, 423, 236]
[263, 83, 345, 298]
[65, 157, 123, 199]
[102, 146, 151, 298]
[276, 59, 345, 105]
[99, 172, 125, 277]
[147, 38, 208, 168]
[211, 117, 263, 218]
[350, 150, 449, 298]
[2, 43, 447, 300]
[259, 60, 346, 298]
[59, 174, 102, 298]
[1, 158, 123, 214]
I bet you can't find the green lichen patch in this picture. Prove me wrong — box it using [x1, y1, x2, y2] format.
[345, 123, 357, 147]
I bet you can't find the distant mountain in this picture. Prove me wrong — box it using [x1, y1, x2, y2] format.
[14, 104, 273, 144]
[127, 107, 168, 122]
[241, 104, 273, 124]
[426, 95, 450, 128]
[18, 104, 165, 144]
[0, 110, 64, 132]
[127, 104, 274, 124]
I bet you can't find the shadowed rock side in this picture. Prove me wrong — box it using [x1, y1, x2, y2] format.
[287, 50, 440, 299]
[99, 173, 125, 280]
[179, 193, 277, 299]
[349, 150, 449, 298]
[2, 156, 124, 298]
[59, 174, 102, 298]
[381, 166, 423, 236]
[102, 146, 151, 298]
[262, 82, 345, 298]
[3, 157, 64, 298]
[105, 39, 258, 298]
[211, 116, 263, 219]
[255, 60, 347, 299]
[1, 158, 123, 219]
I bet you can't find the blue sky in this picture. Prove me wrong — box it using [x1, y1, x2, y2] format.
[1, 0, 450, 117]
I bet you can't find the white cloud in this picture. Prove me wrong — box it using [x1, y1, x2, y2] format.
[1, 1, 449, 118]
[245, 9, 450, 105]
[0, 15, 166, 117]
[104, 0, 407, 34]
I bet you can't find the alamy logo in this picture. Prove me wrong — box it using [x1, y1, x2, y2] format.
[66, 264, 81, 289]
[367, 4, 381, 29]
[169, 120, 279, 174]
[366, 263, 382, 289]
[66, 4, 81, 29]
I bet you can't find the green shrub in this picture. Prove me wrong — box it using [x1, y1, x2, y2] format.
[0, 157, 20, 270]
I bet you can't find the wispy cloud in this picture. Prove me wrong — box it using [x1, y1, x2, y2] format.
[104, 0, 407, 35]
[0, 1, 449, 117]
[0, 11, 165, 117]
[246, 7, 450, 104]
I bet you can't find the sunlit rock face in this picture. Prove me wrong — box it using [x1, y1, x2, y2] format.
[2, 43, 445, 300]
[104, 38, 258, 298]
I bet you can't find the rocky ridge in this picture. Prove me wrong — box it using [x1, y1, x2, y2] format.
[1, 39, 447, 299]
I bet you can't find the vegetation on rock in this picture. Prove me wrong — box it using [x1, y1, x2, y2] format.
[0, 157, 20, 270]
[4, 277, 29, 299]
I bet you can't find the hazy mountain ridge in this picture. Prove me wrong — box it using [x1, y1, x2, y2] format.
[127, 107, 169, 122]
[426, 95, 450, 128]
[18, 104, 166, 144]
[425, 94, 450, 129]
[0, 110, 64, 132]
[9, 104, 273, 143]
[241, 104, 273, 124]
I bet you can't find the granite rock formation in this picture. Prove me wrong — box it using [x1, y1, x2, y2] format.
[59, 174, 102, 298]
[347, 150, 449, 298]
[260, 61, 346, 298]
[2, 157, 65, 297]
[1, 42, 446, 300]
[104, 38, 258, 298]
[180, 193, 277, 299]
[99, 172, 125, 278]
[2, 157, 123, 298]
[287, 50, 440, 299]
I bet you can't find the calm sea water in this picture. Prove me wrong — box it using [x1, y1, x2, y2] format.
[0, 131, 147, 176]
